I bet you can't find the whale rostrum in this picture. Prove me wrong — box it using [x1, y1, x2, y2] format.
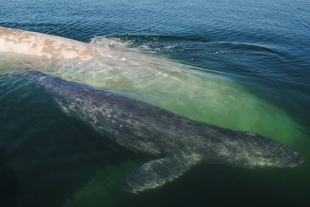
[15, 71, 304, 194]
[0, 26, 112, 61]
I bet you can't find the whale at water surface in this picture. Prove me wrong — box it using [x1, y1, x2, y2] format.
[15, 71, 304, 194]
[0, 26, 112, 61]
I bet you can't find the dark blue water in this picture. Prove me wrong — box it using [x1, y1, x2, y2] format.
[1, 0, 310, 206]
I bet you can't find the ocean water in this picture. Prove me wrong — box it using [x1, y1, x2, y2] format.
[0, 0, 310, 207]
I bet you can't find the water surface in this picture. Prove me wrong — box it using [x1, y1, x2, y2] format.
[0, 0, 309, 206]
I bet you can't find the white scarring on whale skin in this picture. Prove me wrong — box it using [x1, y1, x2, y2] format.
[0, 26, 112, 61]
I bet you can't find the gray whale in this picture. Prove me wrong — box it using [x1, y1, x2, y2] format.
[0, 26, 303, 146]
[16, 71, 304, 194]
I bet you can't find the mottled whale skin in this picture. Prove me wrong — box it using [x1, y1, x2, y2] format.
[0, 26, 111, 61]
[17, 71, 304, 194]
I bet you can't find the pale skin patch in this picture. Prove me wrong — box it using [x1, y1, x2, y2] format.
[0, 26, 113, 61]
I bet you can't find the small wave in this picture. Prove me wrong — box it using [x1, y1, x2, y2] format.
[90, 36, 133, 49]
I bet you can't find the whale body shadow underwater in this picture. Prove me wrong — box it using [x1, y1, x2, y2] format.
[12, 71, 304, 194]
[0, 26, 305, 193]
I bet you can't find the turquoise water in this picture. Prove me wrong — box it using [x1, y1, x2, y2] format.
[0, 0, 310, 206]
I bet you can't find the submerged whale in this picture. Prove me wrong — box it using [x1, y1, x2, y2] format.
[15, 71, 304, 194]
[0, 26, 112, 61]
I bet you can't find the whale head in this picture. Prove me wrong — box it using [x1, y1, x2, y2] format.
[202, 130, 304, 168]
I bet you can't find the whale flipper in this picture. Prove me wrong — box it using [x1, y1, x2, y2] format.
[123, 153, 200, 194]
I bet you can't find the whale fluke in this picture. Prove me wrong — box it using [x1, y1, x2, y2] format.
[14, 71, 304, 194]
